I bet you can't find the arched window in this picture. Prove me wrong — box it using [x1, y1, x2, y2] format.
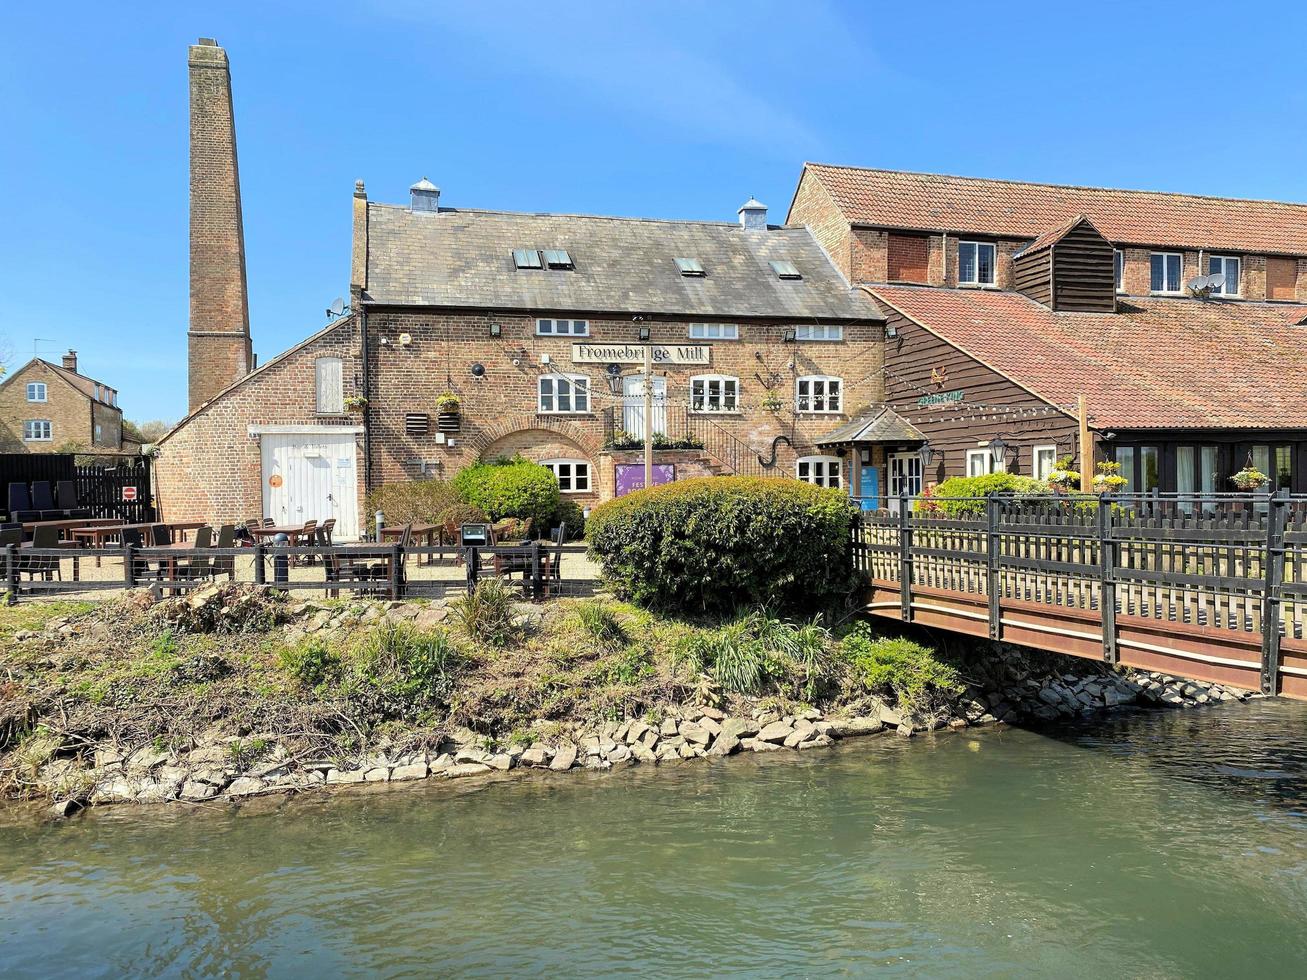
[689, 375, 739, 412]
[540, 458, 592, 493]
[796, 455, 841, 489]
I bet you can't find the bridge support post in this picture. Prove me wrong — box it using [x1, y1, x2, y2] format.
[1098, 496, 1118, 664]
[1260, 489, 1288, 696]
[986, 495, 1000, 640]
[898, 490, 912, 622]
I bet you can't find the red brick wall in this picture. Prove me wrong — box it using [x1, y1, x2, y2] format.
[786, 169, 852, 282]
[155, 320, 361, 527]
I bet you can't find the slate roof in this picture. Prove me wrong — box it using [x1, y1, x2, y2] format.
[800, 164, 1307, 256]
[869, 285, 1307, 430]
[815, 406, 925, 446]
[362, 204, 880, 321]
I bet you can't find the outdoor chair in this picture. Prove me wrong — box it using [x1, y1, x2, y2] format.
[30, 481, 62, 519]
[262, 518, 275, 527]
[8, 483, 38, 523]
[291, 520, 317, 566]
[322, 529, 388, 598]
[19, 524, 62, 582]
[544, 523, 567, 596]
[0, 527, 22, 549]
[175, 526, 214, 583]
[321, 518, 336, 546]
[150, 524, 172, 546]
[213, 524, 236, 580]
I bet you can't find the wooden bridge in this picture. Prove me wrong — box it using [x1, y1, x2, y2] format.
[854, 493, 1307, 699]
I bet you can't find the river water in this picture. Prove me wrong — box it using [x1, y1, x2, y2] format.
[4, 700, 1307, 977]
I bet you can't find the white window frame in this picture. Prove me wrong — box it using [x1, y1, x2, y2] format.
[26, 382, 47, 403]
[1113, 250, 1125, 293]
[1150, 251, 1183, 294]
[540, 458, 591, 493]
[688, 323, 738, 340]
[795, 375, 842, 414]
[793, 324, 843, 342]
[536, 318, 589, 337]
[689, 374, 739, 413]
[796, 455, 842, 489]
[1033, 444, 1058, 480]
[966, 447, 1002, 477]
[23, 420, 52, 442]
[537, 373, 590, 414]
[1208, 255, 1241, 296]
[315, 356, 344, 415]
[958, 241, 997, 286]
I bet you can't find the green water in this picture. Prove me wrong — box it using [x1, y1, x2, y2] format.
[4, 702, 1307, 977]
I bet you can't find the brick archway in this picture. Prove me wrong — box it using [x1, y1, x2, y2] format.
[467, 412, 603, 461]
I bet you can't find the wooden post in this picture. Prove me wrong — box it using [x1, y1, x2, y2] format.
[5, 544, 17, 605]
[1078, 394, 1093, 492]
[253, 542, 266, 586]
[643, 344, 654, 492]
[1098, 496, 1118, 664]
[1260, 489, 1288, 696]
[389, 543, 402, 600]
[531, 541, 544, 601]
[986, 494, 1000, 639]
[123, 543, 136, 589]
[898, 490, 912, 621]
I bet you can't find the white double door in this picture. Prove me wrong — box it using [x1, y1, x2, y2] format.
[622, 375, 667, 439]
[260, 429, 360, 539]
[887, 452, 923, 513]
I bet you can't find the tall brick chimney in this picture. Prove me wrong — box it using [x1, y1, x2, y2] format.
[187, 38, 252, 412]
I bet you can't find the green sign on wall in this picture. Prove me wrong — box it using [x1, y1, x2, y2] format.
[917, 390, 964, 408]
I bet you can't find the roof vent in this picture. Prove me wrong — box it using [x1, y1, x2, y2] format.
[738, 197, 768, 231]
[410, 177, 440, 212]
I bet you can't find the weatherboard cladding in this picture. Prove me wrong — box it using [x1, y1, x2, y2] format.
[362, 205, 879, 320]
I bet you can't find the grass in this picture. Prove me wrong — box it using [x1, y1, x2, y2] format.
[450, 580, 521, 647]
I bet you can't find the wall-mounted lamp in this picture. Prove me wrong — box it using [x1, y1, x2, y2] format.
[781, 328, 797, 343]
[917, 443, 937, 469]
[489, 323, 501, 338]
[637, 326, 651, 341]
[471, 363, 485, 378]
[885, 323, 899, 340]
[988, 436, 1010, 466]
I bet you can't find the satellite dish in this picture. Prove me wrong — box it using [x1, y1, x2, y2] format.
[1186, 276, 1210, 292]
[328, 297, 345, 316]
[1207, 273, 1226, 289]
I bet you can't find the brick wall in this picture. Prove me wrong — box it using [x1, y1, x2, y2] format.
[364, 309, 884, 500]
[0, 362, 93, 452]
[786, 169, 852, 282]
[91, 401, 122, 449]
[154, 320, 361, 527]
[188, 40, 252, 413]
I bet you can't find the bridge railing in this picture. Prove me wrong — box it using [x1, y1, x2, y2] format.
[852, 491, 1307, 695]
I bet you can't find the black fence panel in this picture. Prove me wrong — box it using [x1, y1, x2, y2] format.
[74, 459, 156, 523]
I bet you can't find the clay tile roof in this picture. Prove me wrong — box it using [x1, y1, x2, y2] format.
[868, 285, 1307, 430]
[1013, 215, 1096, 259]
[803, 164, 1307, 256]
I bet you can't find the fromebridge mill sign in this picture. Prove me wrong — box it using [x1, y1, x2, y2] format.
[571, 343, 711, 366]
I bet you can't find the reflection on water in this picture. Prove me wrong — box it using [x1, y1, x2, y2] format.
[3, 701, 1307, 977]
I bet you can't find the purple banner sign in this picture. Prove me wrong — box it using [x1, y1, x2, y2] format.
[616, 463, 676, 496]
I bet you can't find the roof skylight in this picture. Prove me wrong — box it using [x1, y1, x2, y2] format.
[769, 260, 802, 280]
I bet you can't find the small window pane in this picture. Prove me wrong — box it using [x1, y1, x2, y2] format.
[514, 249, 542, 269]
[959, 242, 977, 283]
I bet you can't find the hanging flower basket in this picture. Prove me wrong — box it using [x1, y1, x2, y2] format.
[343, 395, 368, 414]
[1230, 467, 1269, 491]
[435, 392, 461, 432]
[760, 394, 783, 413]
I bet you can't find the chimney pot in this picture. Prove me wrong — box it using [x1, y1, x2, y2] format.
[410, 177, 440, 212]
[738, 197, 768, 231]
[62, 349, 78, 372]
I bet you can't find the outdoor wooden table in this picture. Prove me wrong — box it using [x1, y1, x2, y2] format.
[70, 522, 203, 566]
[146, 541, 203, 595]
[247, 525, 309, 540]
[167, 521, 208, 542]
[20, 517, 118, 539]
[381, 523, 443, 564]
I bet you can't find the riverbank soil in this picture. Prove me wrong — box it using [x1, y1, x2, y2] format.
[0, 586, 1250, 815]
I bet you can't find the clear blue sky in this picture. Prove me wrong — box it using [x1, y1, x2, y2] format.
[3, 1, 1305, 423]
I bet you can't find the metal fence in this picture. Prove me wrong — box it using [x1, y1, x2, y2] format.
[853, 491, 1307, 696]
[4, 541, 600, 604]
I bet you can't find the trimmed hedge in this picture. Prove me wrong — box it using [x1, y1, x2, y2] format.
[453, 456, 561, 528]
[365, 480, 460, 529]
[928, 473, 1048, 517]
[586, 477, 857, 615]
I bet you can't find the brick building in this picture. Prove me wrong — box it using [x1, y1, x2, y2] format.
[788, 164, 1307, 501]
[0, 350, 131, 454]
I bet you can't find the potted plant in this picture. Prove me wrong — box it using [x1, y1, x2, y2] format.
[1091, 461, 1128, 493]
[343, 395, 368, 414]
[760, 393, 783, 413]
[1230, 466, 1269, 491]
[436, 392, 461, 432]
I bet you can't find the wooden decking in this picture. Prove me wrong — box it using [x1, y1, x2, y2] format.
[856, 494, 1307, 698]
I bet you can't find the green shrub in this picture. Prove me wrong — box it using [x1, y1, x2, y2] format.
[586, 477, 856, 615]
[279, 639, 342, 688]
[450, 579, 522, 647]
[842, 627, 962, 716]
[550, 498, 586, 540]
[929, 473, 1048, 517]
[352, 624, 463, 709]
[366, 480, 460, 529]
[438, 503, 488, 531]
[454, 456, 561, 528]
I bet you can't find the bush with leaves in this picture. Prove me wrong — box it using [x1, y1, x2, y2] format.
[366, 480, 461, 530]
[928, 472, 1048, 517]
[549, 498, 586, 541]
[841, 626, 961, 718]
[454, 456, 561, 529]
[586, 477, 856, 615]
[450, 579, 523, 647]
